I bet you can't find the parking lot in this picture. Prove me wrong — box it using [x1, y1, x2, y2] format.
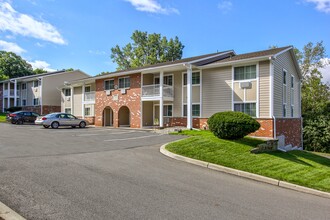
[0, 123, 329, 220]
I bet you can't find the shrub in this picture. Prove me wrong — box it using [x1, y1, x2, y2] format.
[207, 111, 260, 140]
[5, 106, 22, 113]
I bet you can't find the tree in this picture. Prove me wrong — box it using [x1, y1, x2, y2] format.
[110, 30, 184, 70]
[295, 42, 330, 152]
[0, 51, 33, 80]
[33, 68, 48, 74]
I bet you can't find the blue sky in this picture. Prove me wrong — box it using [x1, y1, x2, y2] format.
[0, 0, 329, 78]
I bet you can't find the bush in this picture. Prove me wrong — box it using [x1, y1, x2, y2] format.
[207, 111, 260, 140]
[5, 106, 22, 113]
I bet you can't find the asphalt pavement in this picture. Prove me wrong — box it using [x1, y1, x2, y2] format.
[0, 123, 329, 220]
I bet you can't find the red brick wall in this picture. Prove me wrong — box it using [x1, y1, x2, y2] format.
[168, 118, 208, 129]
[94, 73, 141, 128]
[21, 105, 61, 115]
[0, 83, 3, 112]
[249, 119, 274, 138]
[84, 116, 95, 125]
[276, 118, 302, 147]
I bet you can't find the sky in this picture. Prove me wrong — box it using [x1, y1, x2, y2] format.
[0, 0, 329, 80]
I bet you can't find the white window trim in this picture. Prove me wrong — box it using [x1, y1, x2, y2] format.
[33, 80, 39, 88]
[64, 107, 71, 114]
[153, 103, 173, 117]
[33, 98, 39, 106]
[84, 107, 91, 116]
[181, 70, 202, 117]
[104, 79, 115, 90]
[154, 74, 174, 87]
[118, 76, 130, 89]
[85, 85, 91, 93]
[64, 88, 71, 97]
[231, 63, 259, 118]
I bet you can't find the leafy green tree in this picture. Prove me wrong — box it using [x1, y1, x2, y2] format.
[33, 68, 48, 74]
[65, 68, 74, 72]
[0, 51, 33, 79]
[295, 41, 330, 152]
[111, 30, 184, 70]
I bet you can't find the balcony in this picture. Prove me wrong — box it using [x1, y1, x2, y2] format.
[84, 91, 95, 102]
[142, 84, 173, 100]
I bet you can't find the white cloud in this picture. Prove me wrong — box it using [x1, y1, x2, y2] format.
[0, 2, 66, 44]
[218, 0, 233, 14]
[125, 0, 179, 14]
[28, 60, 56, 72]
[88, 50, 106, 55]
[320, 58, 330, 83]
[306, 0, 330, 13]
[0, 40, 26, 54]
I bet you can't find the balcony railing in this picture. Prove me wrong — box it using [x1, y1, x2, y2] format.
[84, 91, 95, 101]
[142, 84, 173, 98]
[3, 89, 20, 97]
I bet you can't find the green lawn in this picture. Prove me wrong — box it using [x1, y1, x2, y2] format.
[0, 113, 6, 123]
[167, 130, 330, 192]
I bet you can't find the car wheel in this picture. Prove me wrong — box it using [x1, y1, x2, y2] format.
[43, 125, 50, 128]
[17, 119, 23, 125]
[11, 121, 16, 124]
[79, 121, 86, 128]
[51, 121, 59, 129]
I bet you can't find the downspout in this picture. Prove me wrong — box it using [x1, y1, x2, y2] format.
[272, 116, 276, 139]
[269, 56, 276, 139]
[39, 78, 43, 115]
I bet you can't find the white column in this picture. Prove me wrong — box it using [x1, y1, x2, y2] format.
[186, 65, 193, 129]
[82, 84, 85, 119]
[39, 78, 43, 115]
[14, 80, 17, 107]
[2, 83, 5, 112]
[7, 82, 10, 108]
[159, 71, 164, 128]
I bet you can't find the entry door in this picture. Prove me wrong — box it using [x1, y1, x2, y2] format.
[154, 105, 159, 125]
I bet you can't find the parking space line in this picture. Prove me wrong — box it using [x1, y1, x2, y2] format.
[103, 134, 162, 142]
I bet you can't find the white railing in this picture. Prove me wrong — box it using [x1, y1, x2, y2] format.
[84, 91, 95, 101]
[3, 89, 19, 97]
[142, 84, 173, 98]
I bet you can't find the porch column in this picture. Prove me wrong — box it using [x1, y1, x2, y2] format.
[39, 78, 43, 115]
[159, 71, 164, 128]
[186, 65, 193, 129]
[7, 82, 10, 108]
[82, 84, 85, 119]
[2, 83, 5, 112]
[14, 80, 17, 106]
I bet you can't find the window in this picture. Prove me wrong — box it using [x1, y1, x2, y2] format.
[234, 65, 256, 80]
[163, 105, 173, 117]
[65, 108, 71, 114]
[291, 75, 294, 117]
[23, 112, 32, 116]
[85, 107, 91, 116]
[67, 114, 76, 119]
[85, 86, 91, 93]
[283, 70, 287, 117]
[16, 98, 20, 106]
[104, 79, 114, 90]
[183, 104, 200, 117]
[183, 72, 200, 85]
[22, 83, 27, 90]
[33, 98, 39, 106]
[154, 75, 173, 86]
[17, 84, 20, 90]
[33, 80, 39, 88]
[22, 99, 26, 106]
[154, 77, 160, 85]
[234, 103, 256, 117]
[64, 88, 71, 97]
[119, 77, 130, 88]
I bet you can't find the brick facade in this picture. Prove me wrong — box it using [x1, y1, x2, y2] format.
[249, 119, 274, 138]
[21, 105, 61, 115]
[168, 117, 208, 129]
[0, 83, 3, 113]
[84, 116, 95, 125]
[94, 73, 141, 128]
[276, 118, 302, 147]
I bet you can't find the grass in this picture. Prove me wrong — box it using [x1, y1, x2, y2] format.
[167, 130, 330, 192]
[0, 113, 7, 123]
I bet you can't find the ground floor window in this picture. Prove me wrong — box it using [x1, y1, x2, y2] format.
[33, 98, 39, 106]
[22, 99, 26, 106]
[234, 103, 256, 117]
[85, 107, 91, 116]
[183, 104, 200, 117]
[65, 108, 71, 114]
[163, 105, 173, 117]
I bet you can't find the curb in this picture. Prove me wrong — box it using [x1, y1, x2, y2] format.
[160, 143, 330, 199]
[0, 201, 26, 220]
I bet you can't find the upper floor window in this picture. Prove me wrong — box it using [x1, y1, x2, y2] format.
[154, 75, 173, 86]
[33, 80, 40, 88]
[64, 88, 71, 97]
[104, 79, 114, 90]
[183, 72, 200, 85]
[85, 86, 91, 93]
[22, 83, 26, 90]
[119, 77, 130, 89]
[234, 65, 256, 80]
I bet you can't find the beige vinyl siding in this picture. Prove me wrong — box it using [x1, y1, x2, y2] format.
[233, 82, 244, 101]
[142, 74, 154, 85]
[245, 81, 257, 101]
[259, 60, 270, 118]
[273, 51, 301, 118]
[42, 71, 89, 106]
[142, 101, 153, 126]
[183, 86, 200, 104]
[172, 71, 182, 117]
[202, 66, 232, 118]
[73, 87, 82, 116]
[26, 81, 34, 106]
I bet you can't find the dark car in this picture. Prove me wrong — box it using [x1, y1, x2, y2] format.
[6, 111, 40, 124]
